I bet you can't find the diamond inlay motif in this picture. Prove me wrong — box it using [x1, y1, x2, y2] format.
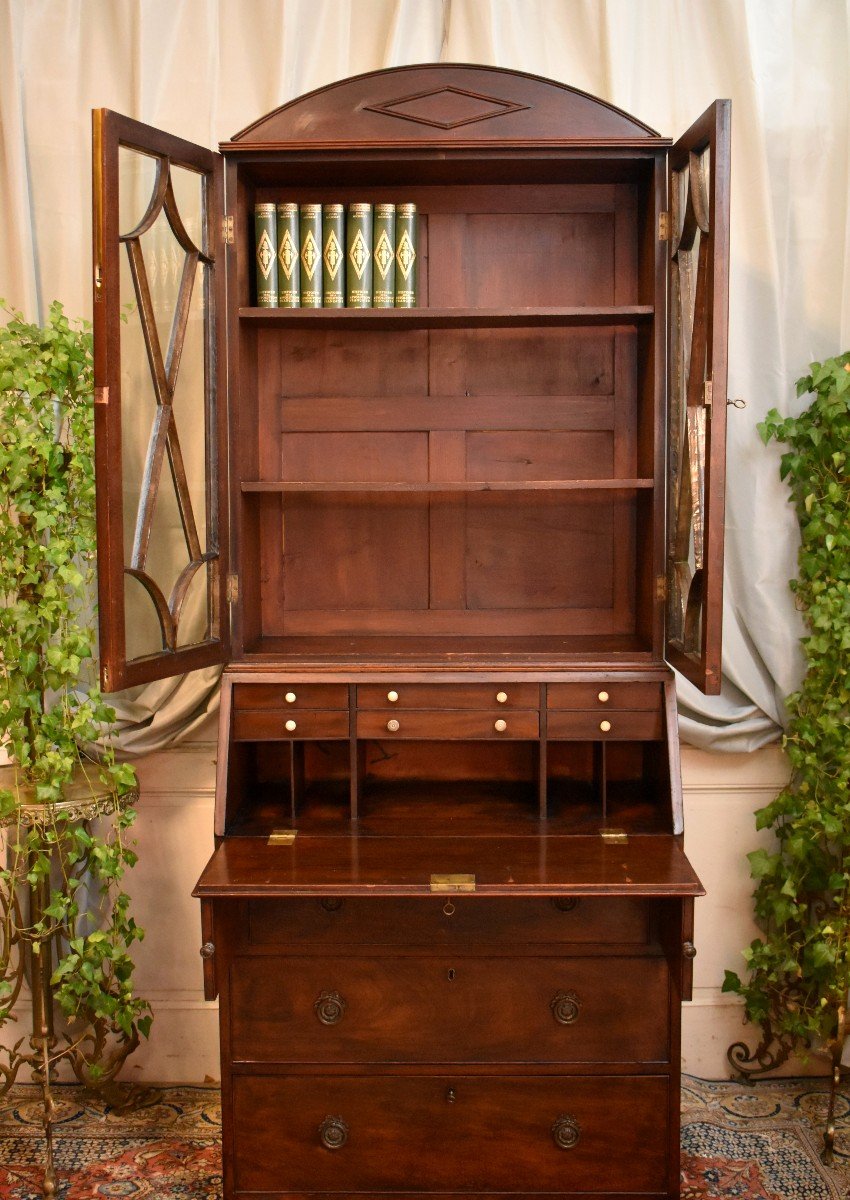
[256, 229, 274, 279]
[374, 229, 394, 279]
[366, 86, 529, 131]
[395, 229, 416, 280]
[323, 229, 343, 280]
[278, 229, 298, 280]
[349, 229, 370, 279]
[301, 229, 320, 280]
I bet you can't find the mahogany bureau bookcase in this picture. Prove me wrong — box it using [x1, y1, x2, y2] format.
[91, 65, 730, 1200]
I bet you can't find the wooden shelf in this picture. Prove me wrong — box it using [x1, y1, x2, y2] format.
[242, 479, 655, 494]
[238, 305, 654, 329]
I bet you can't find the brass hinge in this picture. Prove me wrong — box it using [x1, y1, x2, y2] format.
[226, 574, 239, 604]
[268, 829, 297, 846]
[94, 386, 109, 406]
[222, 215, 235, 244]
[430, 873, 476, 893]
[703, 379, 713, 408]
[658, 211, 671, 240]
[655, 574, 667, 601]
[600, 829, 628, 845]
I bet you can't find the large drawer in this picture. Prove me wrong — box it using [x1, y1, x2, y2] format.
[232, 1073, 669, 1193]
[232, 683, 348, 710]
[548, 709, 663, 740]
[229, 954, 669, 1064]
[232, 709, 349, 741]
[358, 683, 539, 709]
[357, 709, 539, 740]
[247, 895, 650, 947]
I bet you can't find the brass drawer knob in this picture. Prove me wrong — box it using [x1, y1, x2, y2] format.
[494, 719, 507, 732]
[496, 691, 508, 704]
[599, 720, 611, 733]
[318, 1115, 348, 1150]
[550, 989, 581, 1025]
[199, 942, 215, 960]
[551, 1114, 580, 1150]
[314, 990, 346, 1025]
[552, 897, 579, 913]
[387, 718, 400, 732]
[320, 897, 343, 912]
[285, 691, 297, 703]
[683, 941, 697, 959]
[387, 690, 399, 702]
[285, 719, 297, 732]
[597, 690, 609, 702]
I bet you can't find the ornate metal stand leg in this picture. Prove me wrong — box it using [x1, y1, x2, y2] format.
[29, 863, 57, 1198]
[822, 1004, 847, 1166]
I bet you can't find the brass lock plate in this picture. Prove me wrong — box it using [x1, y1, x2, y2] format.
[430, 873, 476, 893]
[268, 829, 298, 846]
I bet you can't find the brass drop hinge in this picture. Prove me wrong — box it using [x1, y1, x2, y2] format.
[703, 379, 713, 408]
[222, 215, 235, 244]
[600, 829, 628, 845]
[94, 386, 109, 406]
[658, 211, 671, 240]
[430, 873, 476, 893]
[226, 574, 239, 604]
[655, 574, 667, 601]
[268, 829, 297, 846]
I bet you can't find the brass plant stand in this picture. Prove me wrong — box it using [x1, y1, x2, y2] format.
[0, 766, 139, 1197]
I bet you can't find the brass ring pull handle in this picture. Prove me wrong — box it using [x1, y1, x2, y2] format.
[318, 1115, 348, 1150]
[551, 1114, 581, 1150]
[314, 990, 347, 1025]
[320, 897, 343, 912]
[199, 942, 215, 960]
[550, 989, 581, 1025]
[727, 397, 747, 409]
[552, 896, 579, 913]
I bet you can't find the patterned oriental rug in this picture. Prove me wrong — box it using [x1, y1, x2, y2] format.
[0, 1075, 846, 1198]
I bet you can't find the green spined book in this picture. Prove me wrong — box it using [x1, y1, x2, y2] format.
[254, 203, 278, 307]
[299, 203, 323, 307]
[346, 203, 373, 307]
[276, 203, 300, 307]
[394, 203, 418, 307]
[322, 204, 345, 307]
[372, 204, 396, 308]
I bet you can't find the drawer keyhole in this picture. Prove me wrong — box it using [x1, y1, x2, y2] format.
[446, 1086, 457, 1104]
[447, 968, 456, 981]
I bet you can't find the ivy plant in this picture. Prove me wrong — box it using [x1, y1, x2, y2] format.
[724, 352, 850, 1079]
[0, 300, 151, 1084]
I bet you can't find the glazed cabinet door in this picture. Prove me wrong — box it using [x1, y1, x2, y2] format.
[92, 110, 229, 692]
[665, 100, 730, 695]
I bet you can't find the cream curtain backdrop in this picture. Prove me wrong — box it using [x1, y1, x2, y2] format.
[2, 0, 849, 752]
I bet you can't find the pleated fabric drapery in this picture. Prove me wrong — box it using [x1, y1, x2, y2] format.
[1, 0, 848, 753]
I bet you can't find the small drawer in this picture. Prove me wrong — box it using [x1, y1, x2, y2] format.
[232, 1073, 668, 1193]
[356, 709, 539, 740]
[232, 709, 349, 741]
[230, 954, 669, 1065]
[547, 709, 663, 740]
[358, 683, 539, 709]
[232, 683, 348, 710]
[247, 896, 651, 948]
[547, 682, 662, 710]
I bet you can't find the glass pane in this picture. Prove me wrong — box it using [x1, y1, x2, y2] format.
[116, 146, 216, 662]
[667, 147, 710, 659]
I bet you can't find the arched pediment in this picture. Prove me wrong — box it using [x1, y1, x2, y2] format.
[225, 63, 661, 149]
